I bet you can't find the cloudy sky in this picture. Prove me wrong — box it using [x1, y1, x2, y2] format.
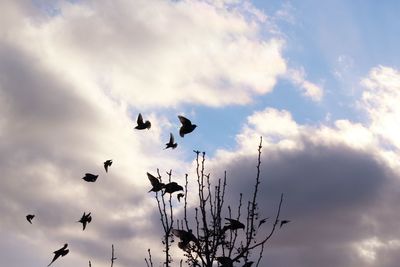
[2, 0, 400, 266]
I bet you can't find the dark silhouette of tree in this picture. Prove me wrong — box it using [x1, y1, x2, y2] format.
[145, 137, 286, 267]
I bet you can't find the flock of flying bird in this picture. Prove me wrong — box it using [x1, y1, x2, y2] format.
[24, 114, 197, 266]
[24, 113, 290, 267]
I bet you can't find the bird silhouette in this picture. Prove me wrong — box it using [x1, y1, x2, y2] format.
[26, 214, 35, 224]
[147, 172, 165, 193]
[222, 218, 245, 232]
[104, 160, 113, 173]
[216, 256, 234, 267]
[280, 219, 291, 228]
[177, 193, 185, 202]
[82, 173, 99, 182]
[172, 229, 198, 250]
[178, 115, 197, 137]
[135, 113, 151, 130]
[258, 217, 269, 228]
[78, 212, 92, 231]
[48, 244, 69, 266]
[165, 133, 178, 149]
[163, 182, 183, 195]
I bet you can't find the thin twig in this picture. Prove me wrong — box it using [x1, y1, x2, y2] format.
[110, 244, 117, 267]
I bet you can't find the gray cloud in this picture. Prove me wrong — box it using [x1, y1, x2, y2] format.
[207, 140, 399, 267]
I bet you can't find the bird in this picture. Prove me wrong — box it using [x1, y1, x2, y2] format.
[147, 172, 165, 193]
[26, 214, 35, 224]
[178, 115, 197, 137]
[104, 159, 113, 173]
[222, 218, 245, 232]
[258, 217, 269, 228]
[177, 193, 185, 202]
[48, 244, 69, 266]
[165, 133, 178, 149]
[216, 256, 234, 267]
[242, 261, 254, 267]
[135, 113, 151, 130]
[78, 212, 92, 231]
[280, 219, 291, 228]
[172, 229, 198, 250]
[82, 173, 99, 182]
[163, 182, 184, 195]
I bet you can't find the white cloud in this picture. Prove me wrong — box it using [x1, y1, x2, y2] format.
[360, 66, 400, 151]
[287, 68, 324, 101]
[7, 0, 287, 108]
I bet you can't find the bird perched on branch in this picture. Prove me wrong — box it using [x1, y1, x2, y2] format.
[216, 256, 234, 267]
[147, 172, 165, 193]
[165, 133, 178, 149]
[135, 113, 151, 130]
[172, 229, 198, 250]
[78, 212, 92, 231]
[222, 218, 245, 232]
[178, 115, 197, 137]
[48, 244, 69, 266]
[104, 159, 113, 173]
[163, 182, 183, 195]
[82, 173, 99, 182]
[26, 214, 35, 224]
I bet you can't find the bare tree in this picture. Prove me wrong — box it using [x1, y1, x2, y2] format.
[146, 137, 286, 267]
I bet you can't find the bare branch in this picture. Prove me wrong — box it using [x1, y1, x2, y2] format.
[110, 244, 117, 267]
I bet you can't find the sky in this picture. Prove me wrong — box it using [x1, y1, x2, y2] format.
[1, 0, 400, 266]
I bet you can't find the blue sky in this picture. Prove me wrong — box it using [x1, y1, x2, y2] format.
[2, 1, 400, 267]
[187, 0, 400, 155]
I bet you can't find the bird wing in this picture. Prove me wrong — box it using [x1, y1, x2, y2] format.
[104, 162, 108, 172]
[147, 172, 160, 187]
[170, 133, 174, 143]
[137, 113, 144, 125]
[178, 115, 191, 126]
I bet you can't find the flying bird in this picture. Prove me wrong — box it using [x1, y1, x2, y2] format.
[147, 172, 165, 193]
[163, 182, 184, 195]
[82, 173, 99, 182]
[104, 159, 113, 173]
[258, 217, 269, 228]
[222, 218, 245, 232]
[165, 133, 178, 149]
[78, 212, 92, 231]
[135, 113, 151, 130]
[48, 244, 69, 266]
[178, 115, 197, 137]
[280, 219, 291, 228]
[177, 193, 185, 202]
[172, 229, 198, 250]
[26, 214, 35, 224]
